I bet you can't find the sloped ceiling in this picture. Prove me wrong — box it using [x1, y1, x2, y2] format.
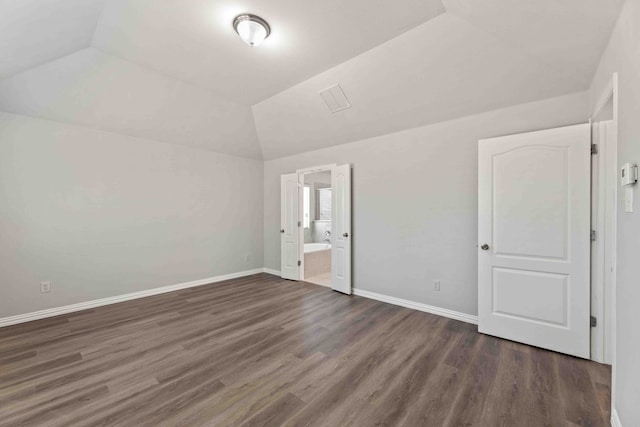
[254, 0, 623, 159]
[253, 13, 586, 159]
[0, 0, 105, 78]
[91, 0, 446, 105]
[0, 0, 624, 159]
[443, 0, 622, 89]
[0, 48, 261, 158]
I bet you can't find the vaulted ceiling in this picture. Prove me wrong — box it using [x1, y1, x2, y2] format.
[0, 0, 624, 159]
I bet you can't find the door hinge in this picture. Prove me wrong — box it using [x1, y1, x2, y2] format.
[298, 221, 302, 227]
[591, 144, 598, 155]
[297, 260, 301, 266]
[591, 230, 597, 242]
[590, 316, 597, 327]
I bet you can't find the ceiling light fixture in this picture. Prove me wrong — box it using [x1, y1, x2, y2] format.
[233, 14, 271, 47]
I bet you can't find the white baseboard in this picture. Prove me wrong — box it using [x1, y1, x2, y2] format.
[611, 408, 623, 427]
[352, 288, 478, 325]
[260, 271, 478, 325]
[0, 268, 476, 328]
[0, 268, 267, 328]
[263, 268, 281, 276]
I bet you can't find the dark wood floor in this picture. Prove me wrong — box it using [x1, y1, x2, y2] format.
[0, 273, 610, 426]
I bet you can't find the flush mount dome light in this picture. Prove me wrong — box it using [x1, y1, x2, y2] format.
[233, 14, 271, 47]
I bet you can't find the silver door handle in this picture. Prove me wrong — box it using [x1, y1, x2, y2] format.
[480, 244, 490, 251]
[343, 233, 349, 238]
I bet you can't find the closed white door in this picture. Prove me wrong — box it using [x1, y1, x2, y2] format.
[331, 164, 352, 294]
[478, 123, 591, 358]
[281, 173, 300, 280]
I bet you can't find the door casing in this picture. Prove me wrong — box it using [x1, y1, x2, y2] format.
[280, 164, 352, 294]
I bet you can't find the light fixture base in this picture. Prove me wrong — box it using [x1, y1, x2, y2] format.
[233, 14, 271, 47]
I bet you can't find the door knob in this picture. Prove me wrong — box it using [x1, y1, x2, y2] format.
[280, 229, 285, 233]
[480, 244, 490, 251]
[343, 232, 349, 238]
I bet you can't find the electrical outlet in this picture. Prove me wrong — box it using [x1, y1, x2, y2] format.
[40, 281, 52, 293]
[433, 280, 441, 292]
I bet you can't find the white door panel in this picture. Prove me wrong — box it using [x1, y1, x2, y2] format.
[478, 123, 591, 358]
[281, 173, 300, 280]
[492, 268, 568, 326]
[493, 146, 569, 259]
[332, 164, 351, 294]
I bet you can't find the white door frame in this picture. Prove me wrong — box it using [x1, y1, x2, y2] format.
[590, 73, 618, 365]
[296, 164, 337, 281]
[590, 119, 616, 364]
[590, 74, 618, 421]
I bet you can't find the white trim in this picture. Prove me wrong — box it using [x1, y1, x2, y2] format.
[609, 73, 619, 417]
[263, 268, 281, 276]
[353, 288, 478, 325]
[298, 172, 306, 280]
[279, 274, 476, 324]
[590, 73, 619, 419]
[0, 268, 266, 328]
[590, 72, 618, 366]
[0, 269, 477, 332]
[611, 408, 623, 427]
[296, 164, 336, 174]
[590, 118, 616, 364]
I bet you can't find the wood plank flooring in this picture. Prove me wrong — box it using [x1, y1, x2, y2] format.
[0, 273, 611, 426]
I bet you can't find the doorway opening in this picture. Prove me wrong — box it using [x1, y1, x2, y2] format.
[302, 170, 333, 287]
[280, 163, 352, 294]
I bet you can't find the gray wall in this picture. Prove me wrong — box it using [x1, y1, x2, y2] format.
[264, 92, 588, 316]
[0, 112, 264, 318]
[589, 0, 640, 424]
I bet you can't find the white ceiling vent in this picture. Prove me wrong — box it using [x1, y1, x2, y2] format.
[319, 84, 352, 113]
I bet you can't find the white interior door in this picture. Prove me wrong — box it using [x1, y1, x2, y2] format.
[331, 164, 352, 294]
[281, 173, 300, 280]
[478, 123, 591, 358]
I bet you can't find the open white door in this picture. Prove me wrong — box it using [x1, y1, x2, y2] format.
[331, 164, 352, 294]
[281, 173, 300, 280]
[478, 123, 591, 358]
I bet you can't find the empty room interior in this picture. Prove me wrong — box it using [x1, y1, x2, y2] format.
[1, 0, 639, 426]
